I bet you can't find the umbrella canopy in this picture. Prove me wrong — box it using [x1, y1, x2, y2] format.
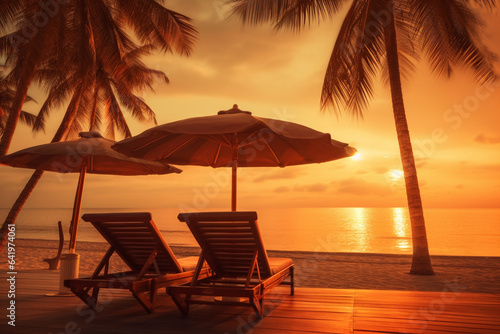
[113, 105, 356, 211]
[114, 105, 356, 167]
[0, 131, 182, 175]
[0, 131, 182, 252]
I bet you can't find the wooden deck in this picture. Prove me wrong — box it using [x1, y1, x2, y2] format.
[1, 270, 499, 333]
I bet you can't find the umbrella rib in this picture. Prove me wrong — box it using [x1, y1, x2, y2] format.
[239, 128, 282, 166]
[213, 134, 232, 147]
[132, 135, 171, 152]
[161, 137, 196, 160]
[264, 141, 281, 166]
[238, 129, 260, 146]
[212, 143, 222, 166]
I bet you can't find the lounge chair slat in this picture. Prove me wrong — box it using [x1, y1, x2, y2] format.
[196, 222, 254, 227]
[103, 231, 154, 236]
[201, 232, 255, 237]
[100, 222, 151, 228]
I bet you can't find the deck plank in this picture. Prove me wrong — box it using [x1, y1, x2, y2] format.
[0, 270, 498, 334]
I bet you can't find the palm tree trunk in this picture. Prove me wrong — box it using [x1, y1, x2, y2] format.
[0, 77, 32, 157]
[0, 170, 45, 251]
[384, 8, 434, 275]
[0, 86, 85, 252]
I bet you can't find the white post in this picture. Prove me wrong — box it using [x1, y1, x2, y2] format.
[57, 253, 80, 295]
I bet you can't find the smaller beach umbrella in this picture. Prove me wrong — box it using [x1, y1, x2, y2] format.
[0, 131, 182, 252]
[113, 104, 357, 211]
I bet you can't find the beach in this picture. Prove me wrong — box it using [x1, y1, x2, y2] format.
[2, 238, 499, 294]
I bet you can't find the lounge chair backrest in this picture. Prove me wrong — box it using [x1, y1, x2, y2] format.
[178, 211, 273, 278]
[82, 212, 183, 275]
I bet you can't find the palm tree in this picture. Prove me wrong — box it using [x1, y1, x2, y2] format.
[0, 0, 197, 250]
[33, 45, 168, 140]
[0, 0, 197, 156]
[230, 0, 497, 275]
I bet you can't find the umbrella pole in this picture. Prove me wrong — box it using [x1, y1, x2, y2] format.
[231, 160, 237, 211]
[68, 166, 87, 253]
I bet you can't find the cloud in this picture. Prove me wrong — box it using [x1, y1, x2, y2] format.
[415, 158, 428, 168]
[333, 177, 393, 196]
[253, 168, 303, 183]
[271, 182, 329, 193]
[274, 186, 290, 193]
[371, 166, 390, 174]
[474, 134, 500, 144]
[294, 183, 328, 192]
[148, 0, 333, 106]
[455, 161, 500, 173]
[306, 183, 328, 192]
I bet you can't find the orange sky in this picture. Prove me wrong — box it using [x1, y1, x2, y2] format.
[1, 1, 499, 210]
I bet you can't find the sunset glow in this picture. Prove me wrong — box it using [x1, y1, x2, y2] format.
[0, 1, 499, 211]
[1, 3, 500, 333]
[351, 152, 362, 161]
[390, 169, 404, 180]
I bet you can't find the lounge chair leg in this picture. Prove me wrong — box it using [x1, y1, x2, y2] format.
[251, 297, 263, 319]
[91, 287, 100, 303]
[150, 279, 158, 304]
[170, 292, 189, 316]
[71, 288, 98, 310]
[132, 291, 154, 313]
[290, 266, 295, 296]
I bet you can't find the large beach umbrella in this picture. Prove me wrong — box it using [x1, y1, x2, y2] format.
[0, 131, 182, 252]
[113, 104, 356, 211]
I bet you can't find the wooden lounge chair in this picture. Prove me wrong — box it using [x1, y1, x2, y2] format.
[168, 211, 294, 319]
[64, 212, 210, 313]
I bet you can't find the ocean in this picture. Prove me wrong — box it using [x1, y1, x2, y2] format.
[2, 207, 499, 257]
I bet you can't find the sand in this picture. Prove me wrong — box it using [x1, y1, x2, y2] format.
[2, 238, 499, 294]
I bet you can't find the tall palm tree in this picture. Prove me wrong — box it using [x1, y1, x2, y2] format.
[0, 0, 197, 250]
[230, 0, 497, 274]
[33, 45, 168, 140]
[0, 0, 197, 156]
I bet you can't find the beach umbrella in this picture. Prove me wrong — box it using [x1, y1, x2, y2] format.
[0, 131, 182, 252]
[113, 104, 356, 211]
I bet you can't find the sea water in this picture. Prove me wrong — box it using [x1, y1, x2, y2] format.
[1, 207, 499, 257]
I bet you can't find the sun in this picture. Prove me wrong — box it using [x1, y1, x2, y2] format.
[390, 169, 404, 180]
[351, 152, 362, 161]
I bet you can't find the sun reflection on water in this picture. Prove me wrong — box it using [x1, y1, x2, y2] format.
[350, 207, 369, 252]
[392, 207, 411, 251]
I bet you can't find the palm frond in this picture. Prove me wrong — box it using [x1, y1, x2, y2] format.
[411, 0, 496, 82]
[469, 0, 496, 10]
[230, 0, 294, 25]
[104, 89, 132, 139]
[229, 0, 347, 31]
[85, 0, 129, 77]
[114, 80, 157, 123]
[20, 110, 38, 127]
[117, 46, 169, 92]
[0, 33, 16, 58]
[0, 75, 38, 132]
[33, 76, 75, 132]
[276, 0, 350, 31]
[65, 79, 98, 139]
[116, 0, 198, 56]
[381, 2, 420, 84]
[0, 1, 23, 33]
[320, 0, 389, 116]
